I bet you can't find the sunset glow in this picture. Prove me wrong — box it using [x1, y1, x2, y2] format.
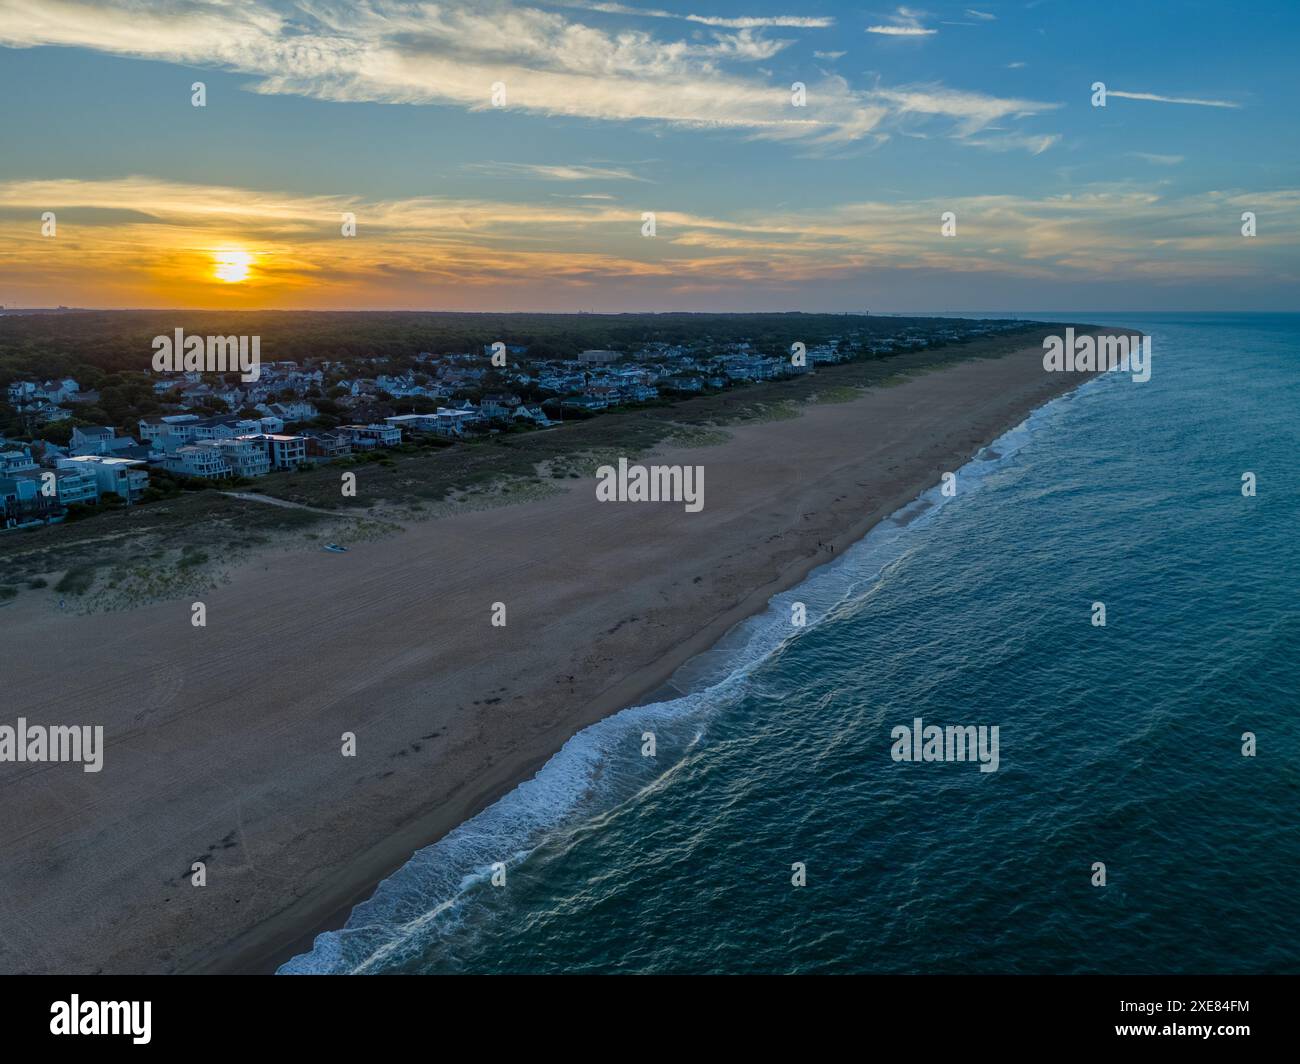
[213, 249, 254, 284]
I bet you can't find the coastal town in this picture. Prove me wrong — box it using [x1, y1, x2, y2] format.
[1, 317, 1026, 532]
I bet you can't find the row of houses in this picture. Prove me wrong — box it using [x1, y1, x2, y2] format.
[156, 423, 402, 480]
[1, 450, 151, 530]
[0, 415, 409, 527]
[148, 368, 325, 411]
[383, 397, 552, 437]
[4, 377, 101, 425]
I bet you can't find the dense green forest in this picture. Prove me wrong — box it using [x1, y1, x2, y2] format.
[0, 310, 1007, 385]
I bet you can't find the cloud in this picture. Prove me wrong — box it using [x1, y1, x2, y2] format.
[965, 9, 996, 19]
[1107, 89, 1241, 109]
[1129, 152, 1185, 166]
[967, 132, 1061, 155]
[866, 25, 935, 36]
[467, 162, 651, 182]
[874, 84, 1060, 136]
[0, 0, 1056, 149]
[547, 2, 835, 28]
[866, 6, 936, 36]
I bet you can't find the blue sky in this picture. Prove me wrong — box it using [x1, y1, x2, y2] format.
[0, 1, 1296, 311]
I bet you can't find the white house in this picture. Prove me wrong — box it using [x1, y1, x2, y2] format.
[344, 423, 401, 447]
[160, 446, 231, 480]
[513, 405, 553, 426]
[210, 437, 271, 478]
[384, 413, 441, 433]
[0, 446, 39, 474]
[138, 414, 202, 442]
[58, 455, 149, 503]
[52, 464, 100, 504]
[263, 400, 318, 423]
[241, 433, 308, 470]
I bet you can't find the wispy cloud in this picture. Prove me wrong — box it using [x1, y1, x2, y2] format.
[466, 162, 651, 182]
[547, 2, 835, 29]
[1129, 152, 1185, 166]
[1107, 89, 1241, 109]
[967, 132, 1061, 155]
[874, 84, 1060, 136]
[867, 6, 937, 36]
[965, 9, 996, 20]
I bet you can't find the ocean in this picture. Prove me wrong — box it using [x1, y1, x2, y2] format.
[282, 313, 1300, 975]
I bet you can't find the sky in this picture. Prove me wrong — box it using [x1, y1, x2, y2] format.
[0, 0, 1297, 312]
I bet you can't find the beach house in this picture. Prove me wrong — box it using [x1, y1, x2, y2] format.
[0, 475, 56, 530]
[301, 429, 353, 462]
[343, 424, 402, 448]
[247, 433, 309, 470]
[160, 445, 231, 480]
[56, 455, 149, 504]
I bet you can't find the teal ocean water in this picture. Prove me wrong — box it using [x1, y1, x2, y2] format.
[283, 313, 1300, 975]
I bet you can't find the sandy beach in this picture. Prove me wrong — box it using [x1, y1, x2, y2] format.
[0, 336, 1107, 974]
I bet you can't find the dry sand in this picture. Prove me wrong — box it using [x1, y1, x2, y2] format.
[0, 340, 1102, 974]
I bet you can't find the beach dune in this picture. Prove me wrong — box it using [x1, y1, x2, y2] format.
[0, 338, 1101, 974]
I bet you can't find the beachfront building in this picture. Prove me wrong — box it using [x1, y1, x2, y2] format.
[247, 433, 309, 470]
[210, 437, 271, 478]
[48, 463, 100, 505]
[159, 445, 232, 480]
[301, 429, 353, 462]
[343, 423, 401, 448]
[56, 455, 149, 504]
[0, 475, 60, 530]
[383, 413, 441, 433]
[143, 415, 281, 455]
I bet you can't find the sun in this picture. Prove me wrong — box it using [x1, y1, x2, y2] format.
[212, 249, 254, 283]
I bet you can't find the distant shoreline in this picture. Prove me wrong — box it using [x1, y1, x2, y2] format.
[0, 327, 1117, 975]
